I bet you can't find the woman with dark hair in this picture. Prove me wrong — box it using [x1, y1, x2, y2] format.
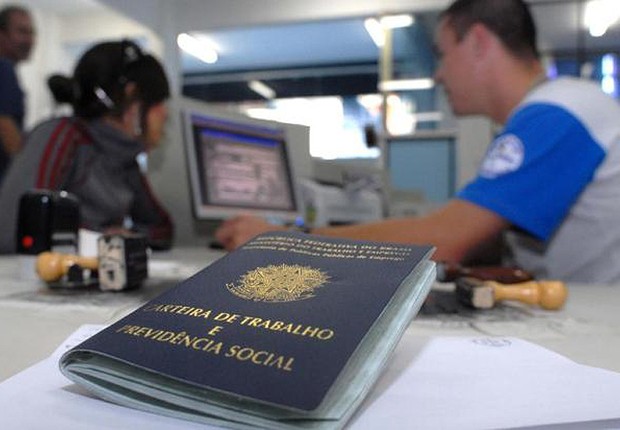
[0, 40, 173, 253]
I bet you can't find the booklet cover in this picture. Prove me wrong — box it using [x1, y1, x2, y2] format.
[60, 231, 435, 429]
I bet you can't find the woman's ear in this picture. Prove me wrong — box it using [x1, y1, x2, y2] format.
[123, 82, 138, 100]
[121, 100, 142, 138]
[122, 82, 143, 137]
[142, 101, 169, 151]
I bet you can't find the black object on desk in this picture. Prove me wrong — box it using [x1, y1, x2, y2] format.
[436, 262, 533, 284]
[16, 189, 79, 255]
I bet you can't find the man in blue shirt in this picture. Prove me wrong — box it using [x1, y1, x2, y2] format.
[214, 0, 620, 283]
[0, 5, 35, 183]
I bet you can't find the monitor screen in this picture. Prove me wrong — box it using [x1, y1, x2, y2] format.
[387, 131, 456, 203]
[182, 107, 300, 223]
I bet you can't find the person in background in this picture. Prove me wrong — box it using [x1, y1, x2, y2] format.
[214, 0, 620, 283]
[0, 4, 35, 184]
[0, 40, 173, 253]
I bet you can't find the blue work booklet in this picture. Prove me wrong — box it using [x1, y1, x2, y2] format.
[59, 231, 435, 429]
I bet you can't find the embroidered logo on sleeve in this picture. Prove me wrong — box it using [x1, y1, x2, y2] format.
[480, 134, 525, 178]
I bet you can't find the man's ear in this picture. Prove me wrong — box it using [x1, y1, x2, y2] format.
[467, 23, 494, 59]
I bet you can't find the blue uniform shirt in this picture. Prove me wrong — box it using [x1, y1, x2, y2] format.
[457, 77, 620, 282]
[458, 102, 605, 240]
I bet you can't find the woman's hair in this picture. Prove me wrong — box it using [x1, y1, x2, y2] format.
[48, 40, 170, 119]
[440, 0, 539, 61]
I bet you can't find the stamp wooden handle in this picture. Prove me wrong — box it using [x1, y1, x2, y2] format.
[489, 280, 568, 310]
[36, 252, 99, 282]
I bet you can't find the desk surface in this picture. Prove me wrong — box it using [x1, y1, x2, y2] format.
[1, 249, 620, 383]
[415, 283, 620, 373]
[0, 248, 222, 381]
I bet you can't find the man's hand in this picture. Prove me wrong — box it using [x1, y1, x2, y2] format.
[214, 215, 287, 251]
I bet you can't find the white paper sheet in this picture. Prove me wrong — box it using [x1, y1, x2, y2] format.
[350, 335, 620, 429]
[1, 326, 619, 430]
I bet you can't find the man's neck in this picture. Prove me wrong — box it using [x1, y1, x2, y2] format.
[489, 60, 545, 125]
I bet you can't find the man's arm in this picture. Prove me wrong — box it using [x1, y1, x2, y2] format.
[0, 115, 22, 155]
[215, 199, 509, 263]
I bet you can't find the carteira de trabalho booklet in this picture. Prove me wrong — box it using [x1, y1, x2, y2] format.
[60, 231, 436, 429]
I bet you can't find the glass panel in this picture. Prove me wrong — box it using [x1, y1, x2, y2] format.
[385, 12, 450, 133]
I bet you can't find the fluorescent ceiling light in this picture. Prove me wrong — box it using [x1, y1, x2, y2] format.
[380, 14, 414, 29]
[356, 94, 383, 111]
[378, 78, 435, 92]
[364, 18, 385, 47]
[248, 80, 276, 99]
[365, 14, 414, 47]
[602, 54, 616, 76]
[584, 0, 620, 37]
[177, 33, 218, 64]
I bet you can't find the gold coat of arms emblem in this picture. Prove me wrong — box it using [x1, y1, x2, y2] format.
[226, 264, 329, 302]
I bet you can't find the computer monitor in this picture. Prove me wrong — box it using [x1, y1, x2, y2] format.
[181, 104, 301, 225]
[387, 131, 456, 203]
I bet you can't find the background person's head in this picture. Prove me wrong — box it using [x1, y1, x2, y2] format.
[434, 0, 541, 119]
[0, 5, 35, 63]
[48, 40, 171, 150]
[439, 0, 539, 62]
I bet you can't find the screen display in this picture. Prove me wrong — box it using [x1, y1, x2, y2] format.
[183, 111, 299, 221]
[387, 133, 456, 203]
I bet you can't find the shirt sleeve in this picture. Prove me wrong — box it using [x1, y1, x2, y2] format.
[457, 103, 605, 240]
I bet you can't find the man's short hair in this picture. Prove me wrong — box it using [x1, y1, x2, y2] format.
[0, 5, 30, 32]
[440, 0, 539, 61]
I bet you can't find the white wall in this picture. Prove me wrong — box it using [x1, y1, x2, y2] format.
[57, 12, 162, 54]
[17, 8, 62, 128]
